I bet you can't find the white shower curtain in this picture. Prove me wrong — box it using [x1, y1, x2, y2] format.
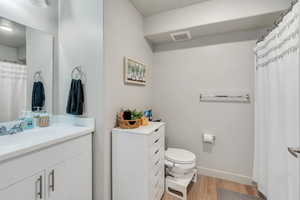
[0, 61, 27, 122]
[254, 2, 300, 200]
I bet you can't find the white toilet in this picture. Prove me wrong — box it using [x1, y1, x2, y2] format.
[165, 148, 198, 200]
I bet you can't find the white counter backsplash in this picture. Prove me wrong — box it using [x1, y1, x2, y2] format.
[51, 115, 95, 128]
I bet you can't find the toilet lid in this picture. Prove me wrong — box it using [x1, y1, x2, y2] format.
[165, 148, 196, 164]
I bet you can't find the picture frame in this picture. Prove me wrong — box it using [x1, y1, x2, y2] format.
[124, 57, 147, 85]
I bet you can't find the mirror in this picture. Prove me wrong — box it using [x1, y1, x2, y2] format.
[0, 17, 53, 122]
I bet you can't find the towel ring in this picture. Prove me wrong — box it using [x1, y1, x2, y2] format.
[34, 71, 42, 82]
[71, 66, 83, 80]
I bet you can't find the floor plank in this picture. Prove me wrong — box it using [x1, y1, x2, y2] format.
[162, 176, 257, 200]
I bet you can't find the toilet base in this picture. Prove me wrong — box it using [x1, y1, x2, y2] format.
[165, 169, 198, 200]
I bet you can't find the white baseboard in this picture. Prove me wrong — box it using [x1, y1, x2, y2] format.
[197, 166, 253, 185]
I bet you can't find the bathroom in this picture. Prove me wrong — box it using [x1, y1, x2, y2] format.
[0, 0, 299, 200]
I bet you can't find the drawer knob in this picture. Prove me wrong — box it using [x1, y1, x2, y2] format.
[154, 138, 160, 144]
[155, 128, 159, 132]
[155, 149, 160, 155]
[155, 159, 160, 166]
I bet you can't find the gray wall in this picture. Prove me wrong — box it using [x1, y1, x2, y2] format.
[103, 0, 153, 199]
[58, 0, 105, 199]
[58, 0, 103, 116]
[59, 0, 153, 199]
[152, 30, 257, 184]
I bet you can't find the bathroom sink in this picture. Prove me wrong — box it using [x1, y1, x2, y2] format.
[0, 123, 94, 163]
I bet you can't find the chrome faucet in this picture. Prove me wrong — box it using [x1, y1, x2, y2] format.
[0, 122, 24, 136]
[8, 123, 23, 135]
[0, 126, 8, 136]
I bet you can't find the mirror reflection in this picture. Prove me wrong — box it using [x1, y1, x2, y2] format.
[0, 17, 53, 122]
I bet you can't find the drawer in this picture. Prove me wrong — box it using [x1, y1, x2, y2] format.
[151, 147, 164, 170]
[151, 160, 163, 177]
[148, 126, 164, 147]
[156, 182, 165, 200]
[150, 164, 164, 190]
[152, 173, 164, 200]
[150, 141, 163, 160]
[151, 169, 163, 188]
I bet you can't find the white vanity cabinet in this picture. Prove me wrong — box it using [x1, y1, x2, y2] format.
[0, 133, 93, 200]
[112, 122, 165, 200]
[0, 171, 46, 200]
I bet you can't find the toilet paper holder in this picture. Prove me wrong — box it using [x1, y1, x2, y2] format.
[202, 133, 216, 144]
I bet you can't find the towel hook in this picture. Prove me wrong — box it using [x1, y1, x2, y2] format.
[34, 70, 42, 82]
[71, 66, 83, 80]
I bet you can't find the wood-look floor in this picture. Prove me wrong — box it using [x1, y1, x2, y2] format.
[162, 176, 258, 200]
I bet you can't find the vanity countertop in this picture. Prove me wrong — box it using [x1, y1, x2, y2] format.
[0, 116, 95, 163]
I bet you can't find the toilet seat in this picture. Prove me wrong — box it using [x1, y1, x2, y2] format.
[165, 148, 196, 176]
[165, 160, 196, 177]
[165, 148, 196, 164]
[165, 160, 196, 170]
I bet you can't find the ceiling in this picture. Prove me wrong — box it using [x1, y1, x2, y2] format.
[130, 0, 209, 17]
[0, 18, 26, 48]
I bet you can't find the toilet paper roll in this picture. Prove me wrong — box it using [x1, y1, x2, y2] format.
[203, 133, 215, 144]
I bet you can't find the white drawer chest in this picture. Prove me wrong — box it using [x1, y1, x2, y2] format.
[112, 122, 165, 200]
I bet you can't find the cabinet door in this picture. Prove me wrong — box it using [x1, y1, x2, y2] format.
[0, 171, 45, 200]
[46, 161, 66, 200]
[47, 152, 92, 200]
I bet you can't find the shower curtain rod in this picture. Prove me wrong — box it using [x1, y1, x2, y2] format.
[257, 0, 299, 44]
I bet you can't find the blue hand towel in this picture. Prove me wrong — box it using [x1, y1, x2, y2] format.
[66, 79, 84, 115]
[32, 81, 45, 111]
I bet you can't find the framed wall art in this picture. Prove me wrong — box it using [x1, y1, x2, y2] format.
[124, 57, 146, 85]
